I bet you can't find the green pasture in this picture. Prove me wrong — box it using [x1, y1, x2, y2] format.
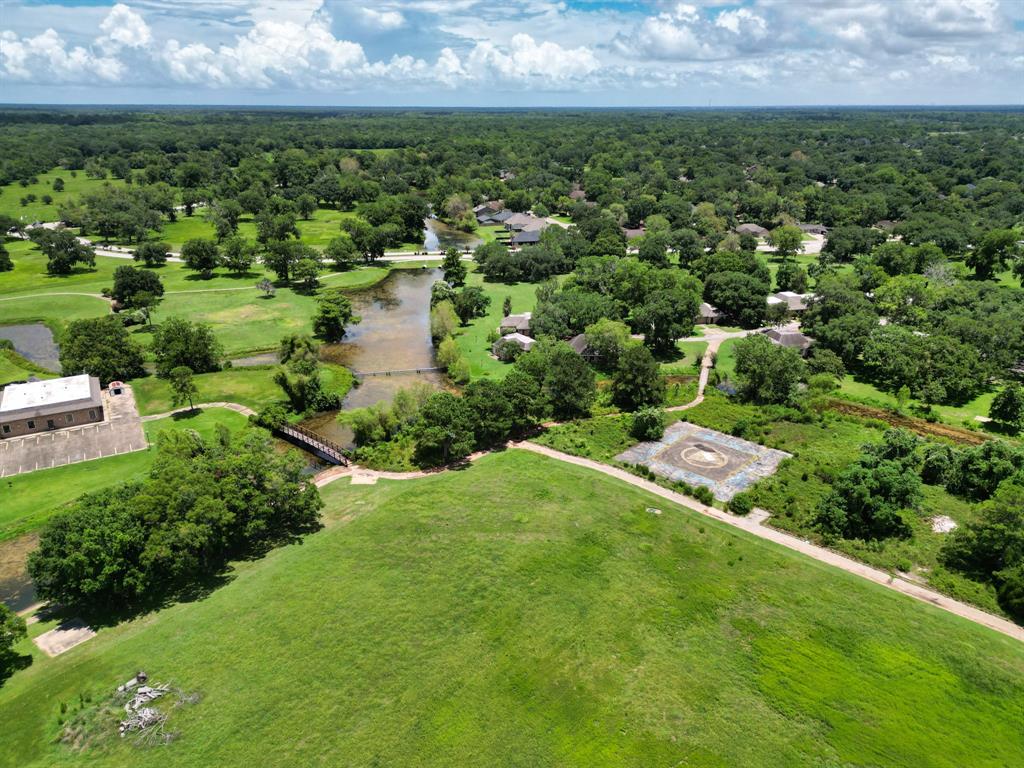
[0, 170, 127, 223]
[1, 450, 1022, 767]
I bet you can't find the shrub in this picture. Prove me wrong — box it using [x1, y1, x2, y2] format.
[630, 407, 665, 441]
[728, 493, 754, 515]
[692, 486, 715, 505]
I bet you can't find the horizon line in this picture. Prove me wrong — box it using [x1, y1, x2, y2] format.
[1, 103, 1022, 111]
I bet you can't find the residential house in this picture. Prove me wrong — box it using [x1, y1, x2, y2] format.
[697, 302, 722, 324]
[492, 333, 535, 360]
[568, 333, 601, 363]
[762, 328, 814, 353]
[767, 291, 814, 313]
[797, 223, 829, 235]
[735, 223, 769, 237]
[511, 229, 542, 246]
[499, 312, 532, 335]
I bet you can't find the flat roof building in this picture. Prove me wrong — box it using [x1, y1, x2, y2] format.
[0, 374, 104, 439]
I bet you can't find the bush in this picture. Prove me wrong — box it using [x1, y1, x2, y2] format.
[728, 493, 754, 515]
[692, 485, 715, 505]
[630, 407, 665, 441]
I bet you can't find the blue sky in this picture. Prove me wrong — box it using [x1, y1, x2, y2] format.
[1, 1, 1022, 105]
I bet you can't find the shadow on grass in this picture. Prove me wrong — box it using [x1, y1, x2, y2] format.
[0, 650, 32, 689]
[170, 408, 203, 422]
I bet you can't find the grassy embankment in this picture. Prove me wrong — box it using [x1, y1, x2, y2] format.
[1, 449, 1022, 767]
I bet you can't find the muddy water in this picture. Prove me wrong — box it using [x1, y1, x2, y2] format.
[0, 323, 60, 372]
[423, 218, 482, 252]
[0, 533, 38, 612]
[302, 267, 444, 446]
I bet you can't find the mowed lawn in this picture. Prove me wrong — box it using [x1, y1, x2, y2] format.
[130, 364, 353, 416]
[454, 272, 539, 379]
[153, 208, 366, 251]
[2, 450, 1022, 767]
[0, 170, 127, 223]
[0, 239, 400, 356]
[0, 408, 250, 542]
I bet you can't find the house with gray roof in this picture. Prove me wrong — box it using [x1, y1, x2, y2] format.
[763, 328, 813, 353]
[499, 312, 532, 335]
[735, 223, 769, 237]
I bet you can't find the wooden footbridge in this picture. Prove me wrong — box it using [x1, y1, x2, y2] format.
[352, 366, 442, 378]
[274, 423, 349, 466]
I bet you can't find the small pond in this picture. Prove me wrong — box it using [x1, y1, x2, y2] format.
[0, 323, 60, 372]
[423, 218, 482, 252]
[300, 267, 445, 447]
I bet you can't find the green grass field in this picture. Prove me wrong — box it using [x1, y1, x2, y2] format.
[453, 272, 540, 379]
[130, 364, 353, 416]
[0, 170, 127, 223]
[532, 387, 1005, 614]
[713, 338, 738, 378]
[0, 239, 401, 356]
[152, 208, 367, 251]
[1, 449, 1022, 767]
[837, 375, 1002, 431]
[0, 350, 57, 386]
[0, 408, 250, 542]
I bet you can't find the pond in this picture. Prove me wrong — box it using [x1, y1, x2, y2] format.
[423, 218, 482, 252]
[301, 267, 445, 447]
[0, 323, 60, 372]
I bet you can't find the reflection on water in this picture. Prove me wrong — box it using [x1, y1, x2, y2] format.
[0, 533, 38, 612]
[302, 267, 445, 446]
[0, 323, 60, 373]
[423, 218, 482, 252]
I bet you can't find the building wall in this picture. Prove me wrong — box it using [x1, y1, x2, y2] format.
[0, 404, 104, 439]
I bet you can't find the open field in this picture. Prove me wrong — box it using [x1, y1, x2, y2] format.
[534, 389, 1006, 614]
[0, 408, 250, 542]
[0, 239, 405, 355]
[0, 170, 128, 223]
[1, 449, 1022, 767]
[837, 375, 1001, 432]
[151, 208, 367, 251]
[453, 271, 539, 379]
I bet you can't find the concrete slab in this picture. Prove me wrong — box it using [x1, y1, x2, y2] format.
[615, 421, 791, 501]
[0, 385, 147, 478]
[34, 618, 96, 656]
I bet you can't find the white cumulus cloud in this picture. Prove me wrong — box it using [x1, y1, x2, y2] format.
[98, 3, 153, 53]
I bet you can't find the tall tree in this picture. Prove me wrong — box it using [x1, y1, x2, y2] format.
[611, 343, 665, 411]
[152, 316, 222, 378]
[313, 290, 360, 342]
[60, 316, 145, 382]
[180, 238, 220, 279]
[441, 248, 467, 287]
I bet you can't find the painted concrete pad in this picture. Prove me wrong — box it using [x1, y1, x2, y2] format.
[615, 421, 791, 501]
